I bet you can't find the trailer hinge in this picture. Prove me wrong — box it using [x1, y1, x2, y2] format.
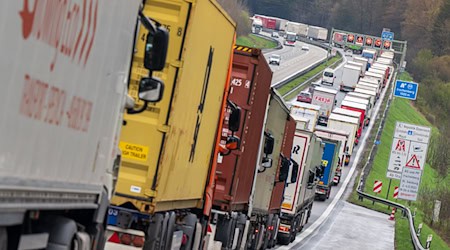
[144, 189, 157, 197]
[170, 60, 183, 68]
[157, 124, 170, 133]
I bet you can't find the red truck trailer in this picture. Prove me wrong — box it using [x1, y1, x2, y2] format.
[211, 46, 272, 248]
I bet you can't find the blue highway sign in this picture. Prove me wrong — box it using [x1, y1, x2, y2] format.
[394, 80, 418, 100]
[381, 31, 394, 41]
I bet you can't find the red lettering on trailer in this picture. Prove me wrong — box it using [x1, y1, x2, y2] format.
[19, 0, 98, 71]
[19, 74, 92, 132]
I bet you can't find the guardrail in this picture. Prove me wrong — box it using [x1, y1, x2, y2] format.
[356, 71, 427, 250]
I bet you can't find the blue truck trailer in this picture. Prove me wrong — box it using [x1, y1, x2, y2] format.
[314, 138, 341, 201]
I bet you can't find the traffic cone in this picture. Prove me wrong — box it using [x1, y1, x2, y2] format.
[388, 208, 396, 221]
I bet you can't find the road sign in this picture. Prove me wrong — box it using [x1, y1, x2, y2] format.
[381, 31, 394, 41]
[387, 122, 431, 179]
[398, 167, 422, 201]
[373, 180, 382, 193]
[394, 80, 419, 100]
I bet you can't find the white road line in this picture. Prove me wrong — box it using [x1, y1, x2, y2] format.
[277, 58, 391, 250]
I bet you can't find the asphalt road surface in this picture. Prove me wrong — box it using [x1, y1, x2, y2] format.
[258, 32, 328, 86]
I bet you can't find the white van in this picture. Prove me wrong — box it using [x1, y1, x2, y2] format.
[322, 68, 336, 85]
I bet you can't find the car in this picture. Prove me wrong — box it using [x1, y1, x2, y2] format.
[271, 32, 279, 38]
[297, 91, 312, 103]
[268, 54, 281, 65]
[301, 45, 309, 51]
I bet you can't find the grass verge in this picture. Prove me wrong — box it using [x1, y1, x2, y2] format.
[280, 53, 342, 101]
[349, 72, 449, 249]
[236, 34, 278, 49]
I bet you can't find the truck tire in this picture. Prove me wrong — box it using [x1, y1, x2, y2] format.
[0, 227, 6, 250]
[327, 188, 331, 199]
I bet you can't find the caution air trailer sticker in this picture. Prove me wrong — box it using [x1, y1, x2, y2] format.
[119, 141, 149, 161]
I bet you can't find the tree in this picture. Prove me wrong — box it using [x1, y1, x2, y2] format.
[432, 0, 450, 56]
[217, 0, 251, 36]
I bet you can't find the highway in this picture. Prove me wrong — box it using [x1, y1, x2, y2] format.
[278, 52, 395, 249]
[259, 32, 328, 86]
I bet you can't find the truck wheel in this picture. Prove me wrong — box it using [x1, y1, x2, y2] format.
[0, 227, 6, 250]
[327, 188, 331, 199]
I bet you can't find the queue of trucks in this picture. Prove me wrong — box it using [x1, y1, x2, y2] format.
[1, 0, 397, 248]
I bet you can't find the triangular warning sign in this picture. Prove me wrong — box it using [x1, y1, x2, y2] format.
[406, 155, 421, 169]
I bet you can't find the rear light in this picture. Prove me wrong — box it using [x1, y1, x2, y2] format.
[181, 234, 188, 245]
[255, 229, 259, 233]
[108, 232, 145, 247]
[268, 226, 274, 230]
[278, 226, 290, 232]
[207, 224, 212, 233]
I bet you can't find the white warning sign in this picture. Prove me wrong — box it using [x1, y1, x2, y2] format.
[387, 122, 431, 179]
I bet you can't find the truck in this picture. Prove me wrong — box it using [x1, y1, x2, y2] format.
[286, 21, 308, 37]
[212, 45, 273, 249]
[289, 102, 321, 132]
[314, 138, 341, 201]
[315, 126, 350, 184]
[311, 86, 338, 126]
[371, 63, 391, 80]
[340, 65, 361, 92]
[307, 26, 328, 41]
[362, 49, 377, 67]
[347, 61, 365, 77]
[332, 107, 362, 143]
[246, 89, 298, 249]
[108, 0, 237, 248]
[354, 87, 378, 104]
[343, 96, 372, 120]
[347, 92, 375, 113]
[353, 56, 369, 71]
[284, 31, 297, 46]
[252, 18, 263, 34]
[279, 129, 324, 244]
[327, 113, 359, 165]
[340, 100, 369, 127]
[368, 68, 388, 87]
[0, 1, 169, 248]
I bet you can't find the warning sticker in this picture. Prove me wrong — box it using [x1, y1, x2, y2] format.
[119, 141, 149, 161]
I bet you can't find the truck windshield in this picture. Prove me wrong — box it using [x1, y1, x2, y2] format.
[362, 52, 374, 59]
[324, 72, 333, 77]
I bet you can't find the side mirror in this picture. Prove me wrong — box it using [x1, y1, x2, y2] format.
[315, 165, 324, 178]
[225, 136, 240, 150]
[261, 157, 273, 168]
[290, 159, 299, 184]
[144, 26, 169, 71]
[228, 106, 241, 132]
[279, 157, 290, 182]
[139, 77, 164, 102]
[307, 170, 315, 189]
[264, 133, 275, 155]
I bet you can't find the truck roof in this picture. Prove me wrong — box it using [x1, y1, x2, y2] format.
[359, 78, 379, 85]
[348, 61, 363, 67]
[354, 88, 377, 96]
[353, 56, 368, 62]
[290, 101, 321, 111]
[344, 96, 369, 106]
[332, 107, 362, 119]
[344, 64, 361, 71]
[341, 100, 368, 110]
[372, 63, 389, 69]
[368, 68, 386, 75]
[365, 71, 383, 78]
[315, 125, 350, 137]
[314, 86, 338, 94]
[329, 113, 359, 124]
[347, 92, 371, 100]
